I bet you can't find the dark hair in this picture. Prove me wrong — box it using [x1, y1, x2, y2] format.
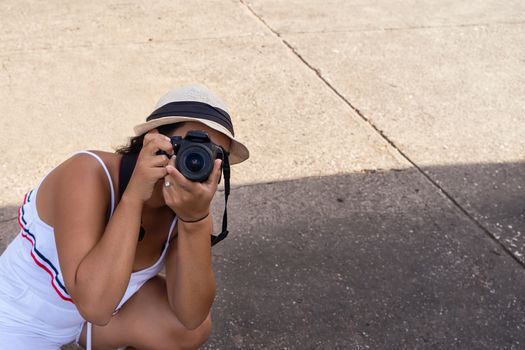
[115, 123, 185, 155]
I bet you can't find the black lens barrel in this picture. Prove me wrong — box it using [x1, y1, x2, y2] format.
[176, 144, 214, 182]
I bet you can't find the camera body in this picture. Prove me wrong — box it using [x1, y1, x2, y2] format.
[164, 130, 225, 182]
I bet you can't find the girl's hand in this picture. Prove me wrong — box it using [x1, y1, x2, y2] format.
[125, 130, 174, 203]
[162, 156, 222, 221]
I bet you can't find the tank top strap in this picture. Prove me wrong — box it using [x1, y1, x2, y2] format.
[73, 151, 116, 216]
[166, 216, 178, 245]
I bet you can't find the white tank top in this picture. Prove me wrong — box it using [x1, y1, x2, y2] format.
[1, 151, 176, 323]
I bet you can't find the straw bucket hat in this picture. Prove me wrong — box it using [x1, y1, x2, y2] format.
[133, 84, 249, 164]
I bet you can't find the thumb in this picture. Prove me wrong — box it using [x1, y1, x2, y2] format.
[206, 159, 223, 185]
[167, 155, 176, 170]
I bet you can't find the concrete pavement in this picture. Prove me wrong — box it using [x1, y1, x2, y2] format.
[208, 166, 525, 349]
[1, 0, 524, 349]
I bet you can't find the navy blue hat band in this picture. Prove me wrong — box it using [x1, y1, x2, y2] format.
[146, 101, 234, 136]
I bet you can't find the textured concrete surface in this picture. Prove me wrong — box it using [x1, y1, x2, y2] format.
[0, 24, 406, 206]
[0, 0, 524, 349]
[207, 169, 525, 349]
[0, 0, 266, 51]
[277, 25, 525, 262]
[243, 2, 525, 263]
[246, 0, 525, 32]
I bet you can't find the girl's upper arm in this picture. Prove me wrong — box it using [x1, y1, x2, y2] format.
[52, 154, 111, 301]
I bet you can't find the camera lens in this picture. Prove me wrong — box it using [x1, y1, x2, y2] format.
[185, 153, 205, 172]
[176, 145, 213, 182]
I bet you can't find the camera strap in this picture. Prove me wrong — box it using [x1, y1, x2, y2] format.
[118, 152, 230, 246]
[119, 153, 137, 199]
[211, 153, 230, 246]
[118, 153, 146, 241]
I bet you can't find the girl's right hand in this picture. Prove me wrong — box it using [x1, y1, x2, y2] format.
[125, 130, 174, 203]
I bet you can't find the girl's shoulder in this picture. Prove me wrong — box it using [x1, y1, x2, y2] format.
[64, 150, 121, 179]
[36, 151, 122, 227]
[75, 150, 121, 169]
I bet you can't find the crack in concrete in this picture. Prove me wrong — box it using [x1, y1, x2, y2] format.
[277, 20, 525, 35]
[0, 32, 270, 57]
[1, 60, 13, 93]
[239, 0, 525, 270]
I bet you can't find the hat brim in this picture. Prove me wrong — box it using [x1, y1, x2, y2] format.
[133, 116, 249, 165]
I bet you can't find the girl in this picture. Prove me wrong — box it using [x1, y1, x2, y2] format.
[0, 84, 249, 350]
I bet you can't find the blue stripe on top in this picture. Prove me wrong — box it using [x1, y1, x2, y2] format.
[20, 198, 69, 296]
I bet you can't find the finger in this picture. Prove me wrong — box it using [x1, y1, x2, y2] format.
[144, 135, 173, 156]
[143, 129, 160, 145]
[162, 179, 173, 195]
[162, 177, 180, 204]
[162, 168, 174, 187]
[166, 161, 195, 191]
[143, 132, 167, 147]
[162, 179, 175, 200]
[163, 171, 174, 183]
[167, 154, 176, 167]
[166, 161, 190, 185]
[165, 155, 177, 174]
[149, 154, 170, 167]
[151, 167, 169, 179]
[205, 159, 223, 185]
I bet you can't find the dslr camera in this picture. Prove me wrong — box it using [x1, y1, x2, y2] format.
[161, 130, 225, 182]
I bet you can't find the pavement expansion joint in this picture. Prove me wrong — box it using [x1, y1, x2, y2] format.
[277, 20, 525, 35]
[240, 0, 525, 271]
[0, 32, 270, 56]
[240, 0, 283, 38]
[381, 20, 525, 31]
[1, 62, 13, 93]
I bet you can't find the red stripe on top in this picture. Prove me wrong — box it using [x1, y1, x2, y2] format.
[18, 192, 73, 303]
[20, 232, 73, 303]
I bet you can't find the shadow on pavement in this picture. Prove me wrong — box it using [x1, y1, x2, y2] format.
[1, 163, 524, 349]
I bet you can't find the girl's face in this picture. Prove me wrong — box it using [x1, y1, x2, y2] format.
[146, 121, 232, 208]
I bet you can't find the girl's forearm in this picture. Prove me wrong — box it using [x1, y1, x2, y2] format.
[73, 194, 143, 324]
[170, 216, 216, 329]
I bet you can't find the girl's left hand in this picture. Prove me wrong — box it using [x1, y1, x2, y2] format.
[162, 156, 222, 221]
